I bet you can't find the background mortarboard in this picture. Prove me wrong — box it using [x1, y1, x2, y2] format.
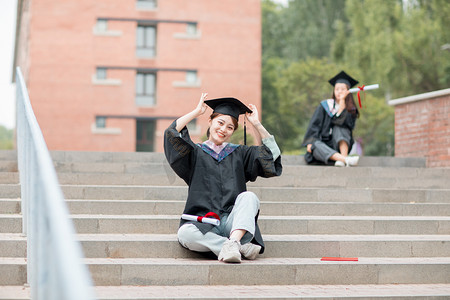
[328, 71, 358, 88]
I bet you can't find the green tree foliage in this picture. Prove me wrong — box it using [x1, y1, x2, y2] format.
[332, 0, 401, 98]
[262, 0, 449, 156]
[229, 127, 255, 146]
[261, 57, 288, 150]
[272, 58, 344, 151]
[281, 0, 347, 61]
[396, 0, 450, 93]
[332, 0, 450, 98]
[0, 126, 14, 150]
[353, 95, 394, 156]
[262, 0, 347, 62]
[263, 56, 393, 155]
[261, 0, 289, 61]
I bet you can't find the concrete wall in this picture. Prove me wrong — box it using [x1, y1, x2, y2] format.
[389, 89, 450, 168]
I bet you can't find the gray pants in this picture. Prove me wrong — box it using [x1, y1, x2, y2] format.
[312, 126, 352, 164]
[177, 191, 260, 256]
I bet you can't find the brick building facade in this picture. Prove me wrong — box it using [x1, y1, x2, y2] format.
[389, 88, 450, 168]
[13, 0, 261, 152]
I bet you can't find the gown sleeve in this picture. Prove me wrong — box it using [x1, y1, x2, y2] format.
[302, 105, 325, 146]
[262, 135, 280, 161]
[332, 109, 356, 130]
[243, 144, 282, 182]
[163, 120, 197, 184]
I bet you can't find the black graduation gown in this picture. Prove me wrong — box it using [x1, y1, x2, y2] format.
[164, 120, 282, 253]
[302, 101, 357, 164]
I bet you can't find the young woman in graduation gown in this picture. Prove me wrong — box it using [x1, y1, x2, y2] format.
[164, 93, 282, 263]
[302, 71, 360, 167]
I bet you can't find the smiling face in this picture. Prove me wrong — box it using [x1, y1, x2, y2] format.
[208, 114, 237, 145]
[334, 82, 349, 100]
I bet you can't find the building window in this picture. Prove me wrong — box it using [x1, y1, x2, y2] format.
[187, 119, 196, 131]
[187, 119, 201, 135]
[95, 117, 106, 128]
[92, 67, 121, 85]
[185, 119, 201, 135]
[174, 22, 201, 39]
[173, 70, 201, 88]
[91, 116, 121, 135]
[185, 71, 198, 84]
[96, 68, 107, 80]
[136, 72, 156, 106]
[136, 120, 155, 152]
[186, 23, 197, 35]
[136, 25, 156, 58]
[96, 20, 108, 32]
[93, 19, 122, 36]
[136, 0, 157, 10]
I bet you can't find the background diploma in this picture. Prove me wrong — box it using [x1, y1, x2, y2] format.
[348, 84, 379, 93]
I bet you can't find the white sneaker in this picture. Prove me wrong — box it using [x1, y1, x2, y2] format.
[218, 239, 241, 263]
[334, 160, 345, 167]
[240, 243, 261, 260]
[345, 156, 359, 167]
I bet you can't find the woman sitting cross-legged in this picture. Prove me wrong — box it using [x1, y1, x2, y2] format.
[302, 71, 360, 167]
[164, 93, 282, 263]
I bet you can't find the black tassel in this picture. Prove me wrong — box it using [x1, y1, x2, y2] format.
[244, 118, 247, 145]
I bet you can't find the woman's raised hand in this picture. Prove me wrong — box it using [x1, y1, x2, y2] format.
[247, 103, 272, 140]
[246, 104, 260, 125]
[175, 93, 208, 132]
[195, 92, 208, 116]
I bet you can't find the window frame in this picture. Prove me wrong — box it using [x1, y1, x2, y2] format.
[136, 24, 157, 58]
[136, 0, 157, 10]
[135, 71, 157, 107]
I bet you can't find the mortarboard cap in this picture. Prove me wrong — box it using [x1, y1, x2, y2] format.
[204, 97, 252, 121]
[328, 71, 358, 88]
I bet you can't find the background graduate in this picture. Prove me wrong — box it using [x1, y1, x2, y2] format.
[164, 93, 282, 263]
[302, 71, 360, 167]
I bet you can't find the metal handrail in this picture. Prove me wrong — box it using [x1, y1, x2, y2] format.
[15, 67, 96, 300]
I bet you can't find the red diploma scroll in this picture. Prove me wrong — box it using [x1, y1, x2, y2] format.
[181, 212, 220, 226]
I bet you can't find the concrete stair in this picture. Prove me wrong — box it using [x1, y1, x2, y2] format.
[0, 150, 449, 299]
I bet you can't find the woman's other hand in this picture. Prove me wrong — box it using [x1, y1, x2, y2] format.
[307, 144, 312, 153]
[195, 92, 208, 116]
[246, 104, 272, 141]
[246, 104, 260, 126]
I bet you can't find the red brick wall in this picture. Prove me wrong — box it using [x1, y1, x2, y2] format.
[391, 91, 450, 167]
[15, 0, 261, 152]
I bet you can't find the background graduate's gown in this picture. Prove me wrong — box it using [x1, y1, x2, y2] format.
[302, 100, 357, 164]
[164, 120, 282, 253]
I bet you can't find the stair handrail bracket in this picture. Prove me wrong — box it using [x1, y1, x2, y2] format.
[15, 67, 96, 300]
